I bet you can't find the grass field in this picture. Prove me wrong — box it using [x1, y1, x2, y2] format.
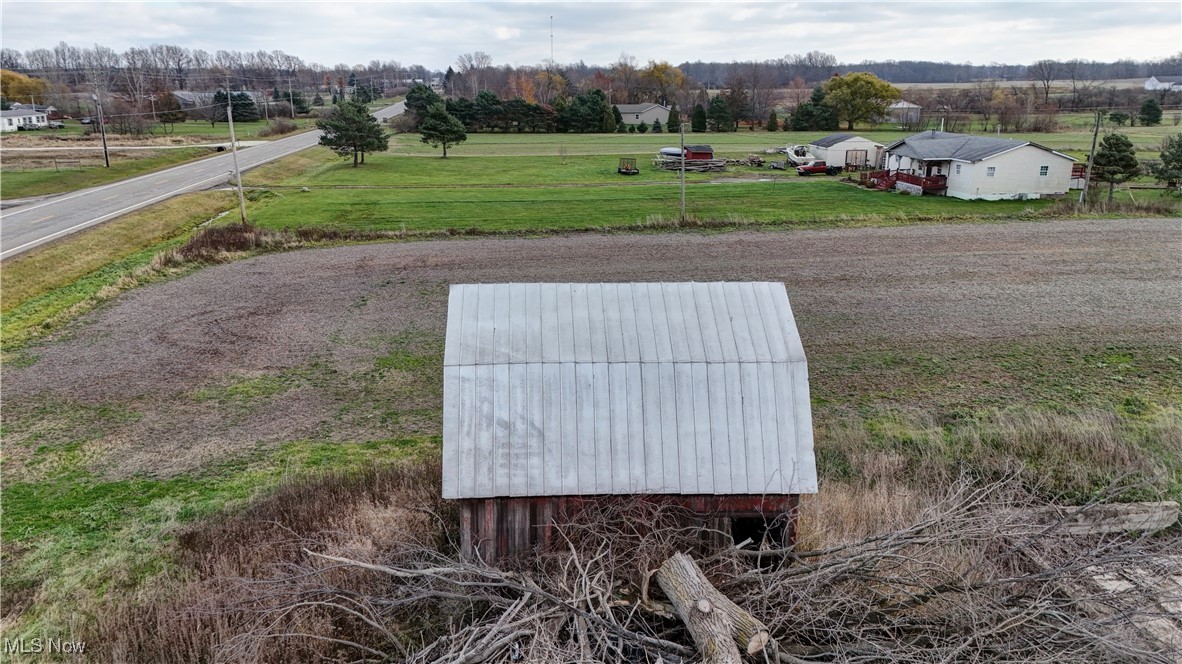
[0, 148, 219, 200]
[1, 120, 1178, 660]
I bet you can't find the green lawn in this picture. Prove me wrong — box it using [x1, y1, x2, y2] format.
[10, 117, 320, 142]
[0, 147, 216, 200]
[248, 174, 1049, 233]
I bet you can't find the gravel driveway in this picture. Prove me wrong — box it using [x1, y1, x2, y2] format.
[5, 218, 1179, 476]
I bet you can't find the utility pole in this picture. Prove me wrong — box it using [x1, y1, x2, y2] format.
[226, 89, 248, 224]
[680, 122, 689, 223]
[1079, 109, 1101, 204]
[288, 78, 295, 119]
[91, 93, 110, 168]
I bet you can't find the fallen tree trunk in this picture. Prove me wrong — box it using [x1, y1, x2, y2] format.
[655, 552, 775, 663]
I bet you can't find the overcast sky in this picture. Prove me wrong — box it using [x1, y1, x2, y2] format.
[2, 1, 1179, 70]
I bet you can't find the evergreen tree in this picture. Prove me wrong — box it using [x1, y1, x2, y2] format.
[616, 121, 628, 133]
[636, 119, 649, 134]
[1139, 98, 1163, 126]
[1149, 133, 1182, 190]
[1092, 132, 1141, 202]
[707, 96, 733, 131]
[601, 101, 617, 133]
[474, 90, 503, 131]
[790, 86, 840, 131]
[652, 118, 662, 133]
[627, 124, 636, 134]
[313, 92, 324, 107]
[316, 98, 388, 167]
[691, 103, 707, 132]
[1107, 111, 1129, 127]
[347, 71, 358, 89]
[667, 107, 680, 132]
[272, 86, 282, 101]
[419, 102, 467, 157]
[405, 83, 443, 129]
[332, 93, 338, 105]
[767, 109, 779, 132]
[613, 105, 624, 128]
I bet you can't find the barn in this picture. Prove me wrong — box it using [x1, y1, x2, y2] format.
[808, 133, 884, 170]
[442, 282, 818, 562]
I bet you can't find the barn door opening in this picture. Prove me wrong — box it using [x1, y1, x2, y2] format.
[730, 515, 787, 550]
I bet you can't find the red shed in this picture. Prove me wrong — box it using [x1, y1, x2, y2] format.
[684, 144, 714, 160]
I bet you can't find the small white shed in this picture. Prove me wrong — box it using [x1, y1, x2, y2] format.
[443, 282, 818, 560]
[808, 133, 884, 170]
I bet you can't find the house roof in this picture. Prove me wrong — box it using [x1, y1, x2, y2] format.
[884, 130, 1074, 163]
[1149, 75, 1182, 83]
[10, 103, 54, 112]
[615, 103, 668, 114]
[442, 282, 818, 500]
[889, 100, 922, 109]
[810, 133, 854, 148]
[0, 109, 43, 118]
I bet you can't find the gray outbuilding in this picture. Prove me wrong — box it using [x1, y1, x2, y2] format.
[442, 282, 818, 561]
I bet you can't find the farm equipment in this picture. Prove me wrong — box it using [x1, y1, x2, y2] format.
[617, 157, 640, 175]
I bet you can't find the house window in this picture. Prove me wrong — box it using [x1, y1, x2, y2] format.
[987, 167, 996, 177]
[635, 115, 640, 120]
[955, 164, 961, 175]
[1039, 166, 1049, 176]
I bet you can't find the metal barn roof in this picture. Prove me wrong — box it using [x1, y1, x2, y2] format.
[442, 282, 817, 500]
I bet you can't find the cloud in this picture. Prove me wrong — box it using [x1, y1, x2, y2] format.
[1, 1, 1177, 70]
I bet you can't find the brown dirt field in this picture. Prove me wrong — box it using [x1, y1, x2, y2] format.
[3, 218, 1179, 477]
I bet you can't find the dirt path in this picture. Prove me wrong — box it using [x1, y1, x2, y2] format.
[4, 218, 1179, 476]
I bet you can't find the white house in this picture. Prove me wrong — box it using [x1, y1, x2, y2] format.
[882, 130, 1075, 201]
[1144, 76, 1182, 91]
[615, 103, 671, 127]
[808, 133, 884, 170]
[0, 109, 48, 132]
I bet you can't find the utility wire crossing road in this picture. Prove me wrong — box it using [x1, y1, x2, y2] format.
[0, 102, 404, 260]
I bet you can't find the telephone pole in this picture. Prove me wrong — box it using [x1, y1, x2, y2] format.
[1079, 109, 1101, 204]
[226, 89, 248, 224]
[91, 93, 110, 168]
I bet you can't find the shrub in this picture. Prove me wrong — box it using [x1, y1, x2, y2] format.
[256, 118, 298, 137]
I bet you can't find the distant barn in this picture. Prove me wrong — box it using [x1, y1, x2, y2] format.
[442, 282, 818, 561]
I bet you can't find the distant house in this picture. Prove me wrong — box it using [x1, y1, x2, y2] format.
[0, 109, 48, 132]
[9, 103, 58, 118]
[882, 130, 1075, 200]
[886, 100, 922, 125]
[808, 133, 884, 170]
[615, 103, 671, 127]
[171, 90, 214, 110]
[1144, 76, 1182, 91]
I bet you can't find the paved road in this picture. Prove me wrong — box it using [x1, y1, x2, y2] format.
[0, 102, 404, 259]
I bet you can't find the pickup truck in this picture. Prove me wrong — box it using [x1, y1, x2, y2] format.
[795, 160, 842, 176]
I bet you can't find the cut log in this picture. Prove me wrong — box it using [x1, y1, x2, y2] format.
[1028, 501, 1179, 535]
[655, 552, 776, 664]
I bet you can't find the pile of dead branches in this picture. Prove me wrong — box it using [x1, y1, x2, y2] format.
[213, 479, 1180, 663]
